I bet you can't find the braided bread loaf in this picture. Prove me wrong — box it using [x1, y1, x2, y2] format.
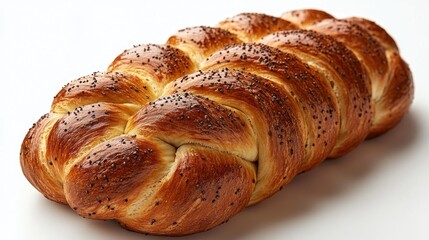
[20, 9, 413, 236]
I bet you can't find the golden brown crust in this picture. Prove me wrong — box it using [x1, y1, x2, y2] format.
[346, 17, 398, 51]
[260, 30, 372, 157]
[202, 43, 339, 171]
[218, 13, 298, 42]
[308, 19, 388, 99]
[165, 69, 305, 203]
[306, 17, 412, 137]
[20, 113, 66, 203]
[126, 93, 257, 162]
[20, 9, 413, 236]
[368, 52, 414, 137]
[167, 26, 242, 65]
[119, 145, 255, 235]
[64, 136, 175, 220]
[46, 103, 139, 176]
[107, 44, 197, 94]
[281, 9, 334, 27]
[52, 72, 154, 114]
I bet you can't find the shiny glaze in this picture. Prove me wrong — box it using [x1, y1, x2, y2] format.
[20, 9, 413, 236]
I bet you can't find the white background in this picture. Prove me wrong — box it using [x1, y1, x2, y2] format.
[1, 0, 428, 239]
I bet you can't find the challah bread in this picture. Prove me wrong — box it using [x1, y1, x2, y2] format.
[20, 9, 413, 236]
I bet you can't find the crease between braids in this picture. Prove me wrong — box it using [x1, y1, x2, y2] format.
[20, 9, 413, 236]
